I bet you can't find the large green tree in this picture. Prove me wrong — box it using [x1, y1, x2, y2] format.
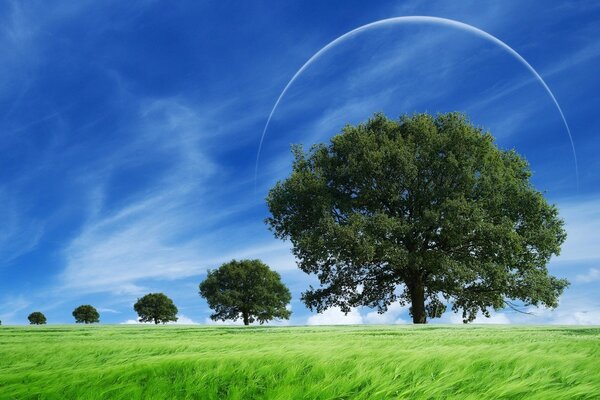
[133, 293, 178, 324]
[266, 112, 568, 324]
[72, 305, 100, 324]
[199, 259, 292, 325]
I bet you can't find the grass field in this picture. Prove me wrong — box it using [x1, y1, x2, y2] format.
[0, 325, 599, 399]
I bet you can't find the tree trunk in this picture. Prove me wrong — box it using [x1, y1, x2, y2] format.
[410, 283, 427, 324]
[242, 312, 250, 326]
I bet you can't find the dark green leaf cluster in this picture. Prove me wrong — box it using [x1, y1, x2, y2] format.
[72, 305, 100, 324]
[266, 112, 568, 323]
[28, 311, 47, 325]
[133, 293, 178, 324]
[199, 259, 292, 325]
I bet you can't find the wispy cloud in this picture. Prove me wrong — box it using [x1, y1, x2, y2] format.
[61, 191, 206, 294]
[58, 94, 298, 297]
[306, 307, 364, 325]
[0, 190, 44, 265]
[575, 268, 600, 283]
[97, 307, 121, 314]
[518, 296, 600, 325]
[0, 295, 31, 324]
[364, 302, 409, 324]
[59, 98, 215, 295]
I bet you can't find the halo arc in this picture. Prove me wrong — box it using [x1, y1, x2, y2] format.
[255, 16, 578, 190]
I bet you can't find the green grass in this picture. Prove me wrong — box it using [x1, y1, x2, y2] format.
[0, 325, 599, 399]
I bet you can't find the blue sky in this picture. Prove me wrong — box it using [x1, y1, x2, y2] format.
[1, 0, 600, 325]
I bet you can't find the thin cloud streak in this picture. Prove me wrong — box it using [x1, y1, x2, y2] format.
[575, 268, 600, 284]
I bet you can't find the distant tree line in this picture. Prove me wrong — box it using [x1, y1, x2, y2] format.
[16, 259, 290, 326]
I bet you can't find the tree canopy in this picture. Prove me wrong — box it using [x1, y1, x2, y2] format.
[133, 293, 178, 324]
[266, 112, 568, 323]
[199, 259, 292, 325]
[28, 312, 47, 325]
[72, 305, 100, 324]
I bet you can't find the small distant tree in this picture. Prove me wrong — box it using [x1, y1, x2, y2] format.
[133, 293, 178, 324]
[199, 259, 292, 325]
[72, 305, 100, 324]
[28, 312, 47, 325]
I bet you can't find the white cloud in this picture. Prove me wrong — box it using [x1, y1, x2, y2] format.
[426, 288, 600, 325]
[550, 310, 600, 325]
[516, 297, 600, 325]
[306, 307, 364, 325]
[174, 315, 199, 325]
[60, 188, 299, 295]
[60, 191, 207, 294]
[575, 268, 600, 283]
[97, 308, 120, 314]
[364, 302, 409, 324]
[438, 291, 600, 325]
[120, 319, 151, 324]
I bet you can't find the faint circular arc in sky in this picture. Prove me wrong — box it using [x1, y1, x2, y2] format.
[255, 16, 578, 190]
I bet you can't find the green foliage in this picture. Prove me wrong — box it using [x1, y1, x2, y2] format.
[72, 305, 100, 324]
[199, 259, 291, 325]
[1, 326, 599, 399]
[27, 312, 47, 325]
[266, 112, 568, 323]
[133, 293, 178, 324]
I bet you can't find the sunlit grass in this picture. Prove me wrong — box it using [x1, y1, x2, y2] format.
[1, 325, 598, 399]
